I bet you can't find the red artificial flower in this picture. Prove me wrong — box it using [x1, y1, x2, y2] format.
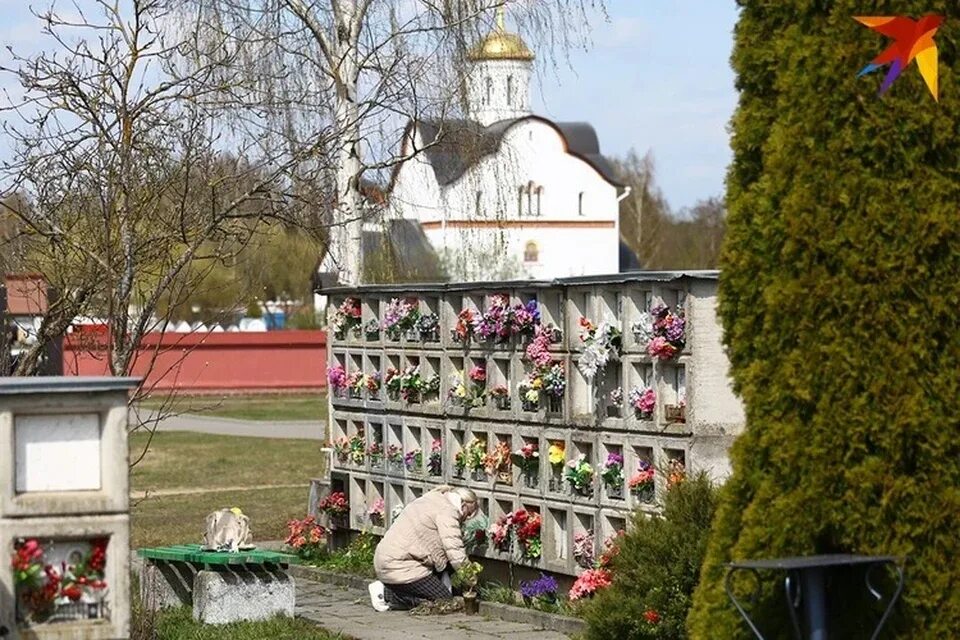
[62, 584, 83, 601]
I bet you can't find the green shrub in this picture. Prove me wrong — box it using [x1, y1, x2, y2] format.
[687, 2, 960, 638]
[309, 531, 378, 577]
[581, 474, 717, 639]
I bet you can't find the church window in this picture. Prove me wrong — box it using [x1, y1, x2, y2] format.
[475, 190, 483, 216]
[578, 191, 585, 216]
[507, 75, 514, 106]
[527, 184, 533, 217]
[535, 187, 543, 216]
[485, 77, 492, 104]
[518, 186, 525, 216]
[524, 241, 539, 263]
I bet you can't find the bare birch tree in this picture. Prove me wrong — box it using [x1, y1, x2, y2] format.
[0, 0, 335, 381]
[186, 0, 606, 286]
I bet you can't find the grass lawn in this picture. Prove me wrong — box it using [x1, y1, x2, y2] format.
[138, 392, 328, 422]
[130, 431, 322, 547]
[133, 607, 348, 640]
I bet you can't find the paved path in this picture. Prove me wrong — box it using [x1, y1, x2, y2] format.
[297, 581, 571, 640]
[129, 408, 323, 439]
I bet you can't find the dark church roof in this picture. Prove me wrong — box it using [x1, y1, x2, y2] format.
[412, 116, 623, 188]
[314, 219, 446, 291]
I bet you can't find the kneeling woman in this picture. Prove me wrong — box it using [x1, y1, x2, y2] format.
[369, 486, 478, 611]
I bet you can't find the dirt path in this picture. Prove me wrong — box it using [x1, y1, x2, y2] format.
[130, 483, 308, 500]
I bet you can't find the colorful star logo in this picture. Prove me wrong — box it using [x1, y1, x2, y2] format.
[855, 15, 943, 101]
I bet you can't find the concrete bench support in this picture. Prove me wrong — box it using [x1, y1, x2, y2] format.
[140, 561, 198, 610]
[193, 568, 295, 624]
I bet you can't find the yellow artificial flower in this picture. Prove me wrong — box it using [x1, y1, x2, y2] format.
[532, 378, 543, 389]
[548, 442, 565, 465]
[456, 384, 467, 398]
[525, 389, 540, 403]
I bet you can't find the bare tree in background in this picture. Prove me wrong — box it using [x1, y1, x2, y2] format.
[0, 1, 335, 386]
[188, 0, 607, 286]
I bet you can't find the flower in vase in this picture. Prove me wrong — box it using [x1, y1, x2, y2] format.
[386, 444, 403, 465]
[548, 442, 566, 466]
[629, 386, 656, 417]
[577, 318, 622, 380]
[468, 365, 487, 384]
[455, 308, 478, 341]
[568, 568, 612, 601]
[565, 455, 595, 491]
[512, 443, 539, 475]
[600, 453, 625, 489]
[542, 363, 566, 398]
[628, 460, 655, 489]
[368, 498, 385, 519]
[483, 441, 512, 476]
[404, 449, 423, 472]
[348, 432, 366, 465]
[667, 458, 686, 488]
[513, 510, 542, 559]
[317, 491, 348, 516]
[524, 327, 555, 368]
[365, 372, 382, 393]
[327, 364, 347, 394]
[510, 300, 541, 336]
[573, 530, 595, 568]
[428, 439, 443, 476]
[609, 387, 623, 407]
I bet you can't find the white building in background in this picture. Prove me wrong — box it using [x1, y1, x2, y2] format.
[388, 10, 635, 282]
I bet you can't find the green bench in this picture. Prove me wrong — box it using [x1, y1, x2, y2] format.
[138, 544, 300, 624]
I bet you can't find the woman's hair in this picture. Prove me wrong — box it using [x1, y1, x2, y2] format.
[451, 487, 477, 505]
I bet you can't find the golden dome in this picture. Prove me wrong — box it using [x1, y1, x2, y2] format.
[467, 7, 534, 62]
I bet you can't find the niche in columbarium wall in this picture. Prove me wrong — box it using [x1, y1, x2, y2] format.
[629, 445, 656, 506]
[662, 448, 687, 492]
[568, 363, 592, 421]
[596, 289, 621, 327]
[403, 425, 424, 477]
[546, 438, 568, 495]
[368, 422, 385, 472]
[407, 485, 424, 503]
[364, 354, 382, 402]
[383, 352, 402, 402]
[627, 361, 655, 422]
[487, 357, 511, 411]
[349, 420, 365, 469]
[598, 361, 623, 419]
[362, 296, 381, 342]
[368, 481, 386, 529]
[573, 512, 596, 570]
[514, 503, 542, 565]
[346, 353, 363, 400]
[425, 426, 444, 479]
[449, 428, 466, 480]
[427, 357, 444, 405]
[517, 435, 540, 490]
[538, 290, 564, 344]
[568, 441, 595, 500]
[13, 537, 111, 627]
[387, 483, 404, 525]
[660, 363, 686, 424]
[547, 508, 568, 562]
[332, 418, 349, 467]
[349, 476, 368, 528]
[489, 433, 513, 486]
[566, 289, 589, 350]
[599, 443, 625, 502]
[15, 414, 102, 493]
[419, 296, 441, 343]
[386, 422, 404, 475]
[402, 354, 422, 405]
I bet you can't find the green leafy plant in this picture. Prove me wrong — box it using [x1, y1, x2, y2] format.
[452, 561, 484, 597]
[581, 474, 717, 639]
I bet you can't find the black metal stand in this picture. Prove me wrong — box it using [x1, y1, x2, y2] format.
[724, 554, 905, 640]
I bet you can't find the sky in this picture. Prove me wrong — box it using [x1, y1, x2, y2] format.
[531, 1, 740, 211]
[0, 0, 739, 212]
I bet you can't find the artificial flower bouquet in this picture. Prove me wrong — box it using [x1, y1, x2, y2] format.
[629, 385, 656, 419]
[565, 455, 595, 496]
[330, 297, 361, 339]
[382, 297, 420, 341]
[600, 453, 625, 497]
[428, 439, 443, 476]
[577, 317, 622, 380]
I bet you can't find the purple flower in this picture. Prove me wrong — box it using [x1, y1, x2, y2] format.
[520, 573, 559, 599]
[665, 314, 686, 343]
[605, 453, 624, 467]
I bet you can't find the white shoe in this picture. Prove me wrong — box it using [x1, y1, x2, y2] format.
[368, 581, 389, 612]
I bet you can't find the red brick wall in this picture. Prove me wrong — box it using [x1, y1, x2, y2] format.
[63, 329, 328, 393]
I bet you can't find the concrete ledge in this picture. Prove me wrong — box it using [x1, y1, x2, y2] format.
[194, 568, 294, 625]
[291, 563, 586, 635]
[479, 601, 586, 636]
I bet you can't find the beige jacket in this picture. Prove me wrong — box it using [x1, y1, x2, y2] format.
[373, 489, 467, 585]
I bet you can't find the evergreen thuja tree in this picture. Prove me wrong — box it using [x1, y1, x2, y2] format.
[688, 1, 960, 638]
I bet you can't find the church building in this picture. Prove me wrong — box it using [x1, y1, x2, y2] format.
[388, 11, 636, 281]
